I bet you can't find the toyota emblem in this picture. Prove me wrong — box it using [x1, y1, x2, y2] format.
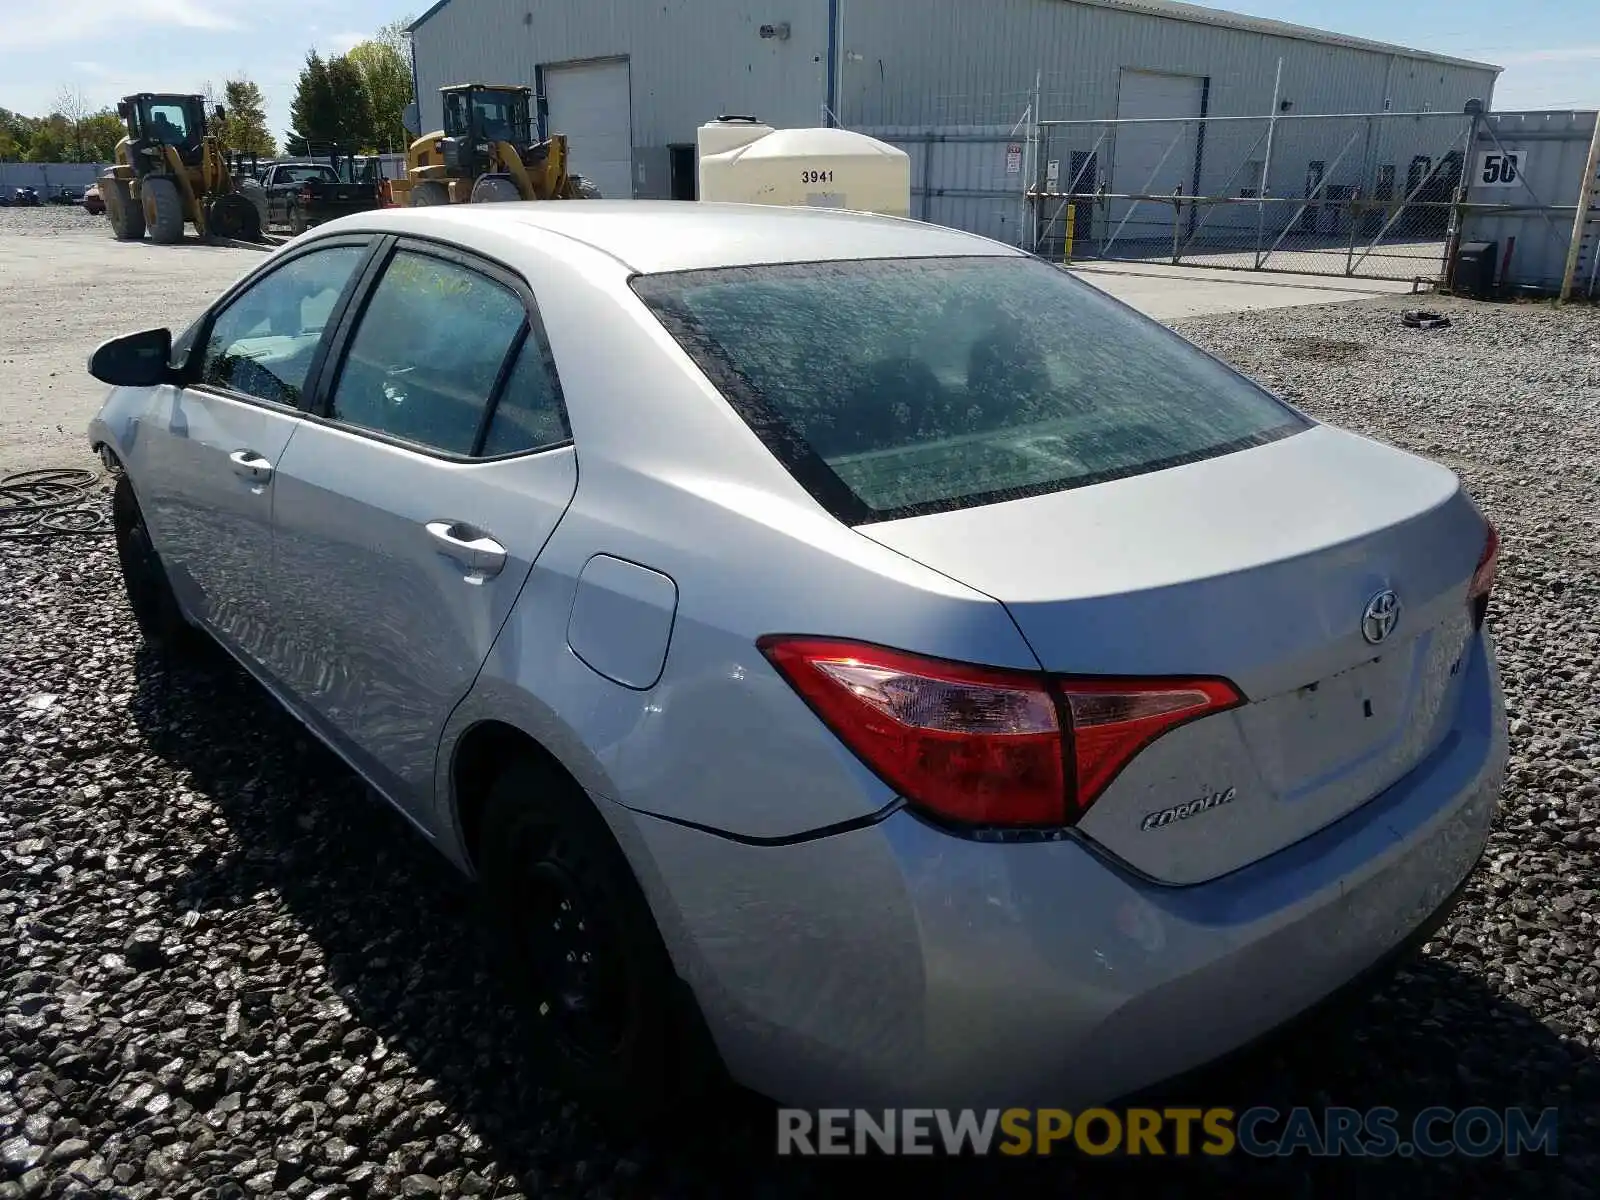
[1362, 589, 1401, 644]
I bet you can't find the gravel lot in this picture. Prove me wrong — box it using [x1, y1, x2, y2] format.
[3, 232, 1599, 1196]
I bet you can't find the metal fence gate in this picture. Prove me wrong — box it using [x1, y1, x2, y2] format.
[1023, 110, 1480, 281]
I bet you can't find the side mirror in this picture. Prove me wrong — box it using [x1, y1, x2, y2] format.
[88, 328, 175, 387]
[117, 101, 131, 120]
[214, 106, 225, 122]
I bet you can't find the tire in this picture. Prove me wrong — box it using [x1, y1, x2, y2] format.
[205, 192, 258, 241]
[568, 173, 603, 200]
[477, 758, 721, 1124]
[470, 175, 522, 203]
[236, 179, 268, 235]
[141, 176, 186, 244]
[104, 177, 145, 241]
[408, 180, 451, 207]
[111, 475, 197, 654]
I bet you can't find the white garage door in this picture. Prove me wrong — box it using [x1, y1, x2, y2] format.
[543, 59, 633, 199]
[1109, 70, 1205, 237]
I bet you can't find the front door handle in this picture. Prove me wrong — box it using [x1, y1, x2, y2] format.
[229, 449, 273, 485]
[425, 520, 507, 582]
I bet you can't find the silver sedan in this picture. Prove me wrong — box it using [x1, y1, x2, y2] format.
[87, 201, 1507, 1117]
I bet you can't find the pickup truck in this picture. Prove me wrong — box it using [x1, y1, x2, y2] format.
[261, 161, 381, 235]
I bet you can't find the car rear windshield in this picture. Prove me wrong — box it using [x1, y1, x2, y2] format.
[631, 255, 1308, 523]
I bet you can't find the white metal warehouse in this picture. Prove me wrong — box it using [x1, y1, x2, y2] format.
[406, 0, 1501, 239]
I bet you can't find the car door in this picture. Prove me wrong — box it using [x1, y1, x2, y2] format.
[132, 236, 377, 667]
[267, 237, 579, 822]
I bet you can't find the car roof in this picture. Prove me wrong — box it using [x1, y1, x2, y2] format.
[345, 201, 1022, 274]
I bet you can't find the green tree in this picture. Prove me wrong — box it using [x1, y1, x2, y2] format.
[325, 54, 375, 152]
[80, 112, 125, 161]
[24, 115, 72, 163]
[287, 50, 339, 152]
[344, 19, 413, 152]
[224, 79, 276, 157]
[0, 108, 33, 160]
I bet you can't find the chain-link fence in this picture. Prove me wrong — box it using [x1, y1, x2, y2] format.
[1025, 111, 1477, 280]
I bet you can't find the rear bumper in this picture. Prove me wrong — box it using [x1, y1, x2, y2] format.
[610, 632, 1507, 1108]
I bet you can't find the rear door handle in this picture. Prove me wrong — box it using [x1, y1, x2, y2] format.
[425, 520, 507, 582]
[229, 449, 273, 484]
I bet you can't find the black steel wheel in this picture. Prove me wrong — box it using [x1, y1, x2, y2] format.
[477, 758, 723, 1123]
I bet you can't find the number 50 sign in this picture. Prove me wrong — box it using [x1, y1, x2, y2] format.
[1476, 150, 1527, 188]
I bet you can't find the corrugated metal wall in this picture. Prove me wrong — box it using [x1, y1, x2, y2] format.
[835, 0, 1497, 127]
[0, 163, 107, 193]
[411, 0, 1499, 208]
[1461, 110, 1600, 294]
[411, 0, 830, 193]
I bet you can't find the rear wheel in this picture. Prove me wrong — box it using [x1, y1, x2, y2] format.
[104, 177, 144, 241]
[408, 180, 451, 207]
[470, 175, 521, 202]
[142, 176, 185, 244]
[477, 758, 720, 1124]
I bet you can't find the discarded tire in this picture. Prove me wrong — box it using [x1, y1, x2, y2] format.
[1402, 310, 1452, 329]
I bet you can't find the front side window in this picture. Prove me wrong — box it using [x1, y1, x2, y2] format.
[329, 250, 528, 455]
[198, 244, 367, 405]
[633, 255, 1308, 522]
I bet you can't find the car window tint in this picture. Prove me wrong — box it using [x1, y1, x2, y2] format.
[479, 335, 570, 456]
[199, 244, 365, 406]
[331, 251, 525, 455]
[633, 256, 1308, 522]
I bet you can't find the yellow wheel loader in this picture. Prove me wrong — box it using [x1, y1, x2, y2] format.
[100, 93, 262, 245]
[389, 84, 602, 207]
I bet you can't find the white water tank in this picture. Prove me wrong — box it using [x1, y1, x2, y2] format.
[696, 118, 911, 217]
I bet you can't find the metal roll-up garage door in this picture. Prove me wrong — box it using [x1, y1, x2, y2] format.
[1109, 70, 1205, 239]
[543, 59, 633, 199]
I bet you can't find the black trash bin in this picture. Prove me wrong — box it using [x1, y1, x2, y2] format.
[1453, 240, 1498, 299]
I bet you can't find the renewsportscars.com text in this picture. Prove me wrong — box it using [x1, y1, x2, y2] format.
[777, 1106, 1561, 1158]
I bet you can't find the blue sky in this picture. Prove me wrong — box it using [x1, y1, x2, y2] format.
[0, 0, 1594, 146]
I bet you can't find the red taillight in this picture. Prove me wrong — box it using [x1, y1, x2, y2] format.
[1058, 678, 1247, 808]
[1469, 521, 1499, 628]
[758, 636, 1243, 828]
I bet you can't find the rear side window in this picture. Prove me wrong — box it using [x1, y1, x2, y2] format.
[331, 250, 526, 455]
[632, 256, 1307, 522]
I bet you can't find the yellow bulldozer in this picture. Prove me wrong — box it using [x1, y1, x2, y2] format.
[389, 84, 602, 206]
[100, 93, 262, 244]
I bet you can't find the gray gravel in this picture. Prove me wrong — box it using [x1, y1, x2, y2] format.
[0, 206, 107, 237]
[3, 293, 1600, 1197]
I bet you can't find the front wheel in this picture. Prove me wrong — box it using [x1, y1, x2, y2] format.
[567, 174, 603, 200]
[104, 176, 145, 241]
[477, 759, 720, 1123]
[408, 180, 451, 207]
[142, 176, 186, 244]
[470, 175, 521, 202]
[111, 475, 198, 655]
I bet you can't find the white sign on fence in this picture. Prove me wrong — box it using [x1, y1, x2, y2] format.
[1006, 143, 1022, 174]
[1475, 150, 1528, 189]
[1046, 159, 1060, 187]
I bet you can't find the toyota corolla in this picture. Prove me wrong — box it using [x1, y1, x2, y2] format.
[86, 201, 1507, 1117]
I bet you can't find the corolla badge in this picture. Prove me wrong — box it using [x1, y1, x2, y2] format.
[1362, 589, 1401, 645]
[1141, 787, 1236, 832]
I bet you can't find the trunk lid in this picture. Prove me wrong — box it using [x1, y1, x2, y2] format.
[858, 425, 1486, 884]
